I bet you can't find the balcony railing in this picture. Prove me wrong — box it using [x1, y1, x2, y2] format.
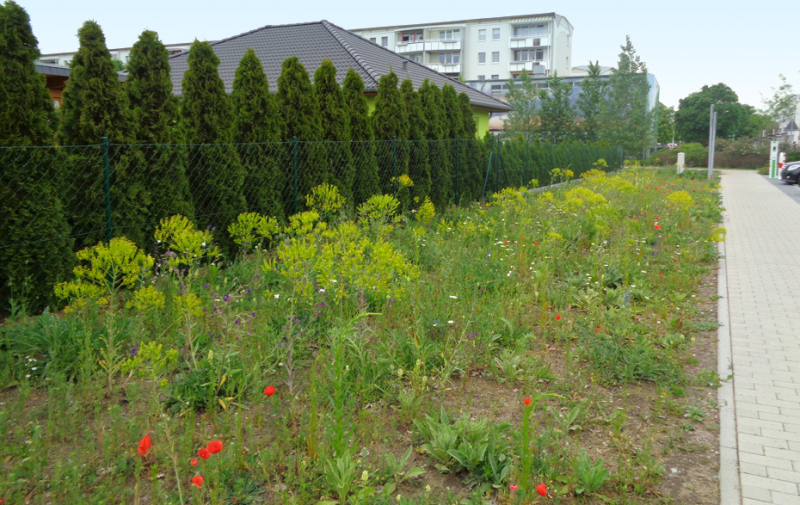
[426, 40, 462, 52]
[395, 41, 425, 54]
[508, 61, 549, 73]
[509, 36, 550, 49]
[427, 63, 462, 74]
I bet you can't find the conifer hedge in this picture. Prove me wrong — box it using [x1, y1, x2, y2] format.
[342, 68, 380, 205]
[400, 79, 431, 204]
[180, 40, 246, 255]
[232, 48, 285, 222]
[313, 59, 354, 205]
[126, 29, 194, 241]
[0, 0, 73, 311]
[371, 71, 409, 199]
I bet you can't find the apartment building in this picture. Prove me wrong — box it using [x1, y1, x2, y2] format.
[351, 13, 574, 97]
[37, 42, 194, 67]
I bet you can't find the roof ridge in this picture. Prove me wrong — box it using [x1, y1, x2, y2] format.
[320, 20, 382, 87]
[167, 20, 329, 60]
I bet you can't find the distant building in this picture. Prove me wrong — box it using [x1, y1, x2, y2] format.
[37, 42, 194, 68]
[35, 62, 69, 106]
[351, 13, 575, 99]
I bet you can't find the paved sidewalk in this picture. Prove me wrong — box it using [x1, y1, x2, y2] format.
[719, 170, 800, 505]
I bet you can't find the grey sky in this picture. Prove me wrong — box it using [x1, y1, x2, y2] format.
[22, 0, 799, 110]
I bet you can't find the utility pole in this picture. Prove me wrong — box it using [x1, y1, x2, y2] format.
[707, 104, 717, 179]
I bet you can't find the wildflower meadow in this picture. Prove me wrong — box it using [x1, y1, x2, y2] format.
[0, 167, 725, 504]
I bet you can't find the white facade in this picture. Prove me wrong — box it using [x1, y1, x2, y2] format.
[37, 42, 193, 67]
[352, 13, 574, 97]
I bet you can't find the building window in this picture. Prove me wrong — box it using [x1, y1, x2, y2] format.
[439, 29, 460, 41]
[513, 24, 546, 37]
[491, 51, 500, 63]
[478, 29, 486, 41]
[514, 49, 544, 61]
[492, 28, 500, 40]
[401, 31, 423, 42]
[369, 37, 376, 43]
[381, 37, 388, 47]
[39, 58, 58, 64]
[478, 52, 486, 63]
[478, 75, 485, 81]
[408, 54, 422, 63]
[438, 52, 460, 65]
[491, 74, 499, 80]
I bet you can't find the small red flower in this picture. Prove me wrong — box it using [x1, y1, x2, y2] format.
[639, 194, 643, 197]
[263, 385, 275, 396]
[198, 448, 210, 460]
[674, 259, 677, 262]
[192, 475, 204, 488]
[654, 224, 661, 230]
[536, 483, 547, 496]
[523, 397, 532, 406]
[655, 217, 660, 220]
[503, 240, 509, 244]
[138, 435, 152, 457]
[645, 186, 650, 189]
[207, 440, 223, 455]
[534, 241, 538, 245]
[654, 187, 659, 190]
[190, 458, 198, 466]
[556, 314, 561, 320]
[596, 326, 601, 331]
[509, 484, 518, 492]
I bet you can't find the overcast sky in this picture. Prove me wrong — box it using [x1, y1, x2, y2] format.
[23, 0, 799, 110]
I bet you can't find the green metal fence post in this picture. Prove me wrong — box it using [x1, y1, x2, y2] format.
[102, 137, 113, 242]
[392, 136, 397, 196]
[292, 136, 298, 214]
[481, 151, 494, 201]
[455, 136, 460, 204]
[525, 141, 530, 186]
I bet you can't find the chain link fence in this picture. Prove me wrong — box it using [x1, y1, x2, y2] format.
[0, 138, 622, 313]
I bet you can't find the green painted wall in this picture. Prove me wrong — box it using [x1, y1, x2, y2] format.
[365, 94, 492, 139]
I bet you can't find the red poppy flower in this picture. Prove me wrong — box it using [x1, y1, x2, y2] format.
[534, 241, 538, 245]
[596, 326, 601, 331]
[509, 484, 518, 491]
[556, 314, 561, 320]
[673, 259, 677, 262]
[523, 397, 532, 406]
[654, 224, 661, 230]
[198, 448, 210, 460]
[207, 440, 223, 455]
[263, 385, 275, 396]
[655, 217, 660, 220]
[138, 435, 152, 457]
[639, 194, 643, 197]
[536, 483, 547, 496]
[645, 186, 650, 189]
[503, 240, 509, 244]
[192, 475, 204, 488]
[190, 459, 198, 466]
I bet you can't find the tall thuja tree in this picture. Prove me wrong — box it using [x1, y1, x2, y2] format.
[371, 70, 409, 197]
[400, 78, 431, 204]
[276, 56, 327, 213]
[125, 29, 194, 242]
[181, 40, 246, 255]
[419, 80, 451, 208]
[342, 68, 379, 205]
[576, 61, 606, 143]
[232, 48, 285, 222]
[442, 84, 463, 202]
[457, 92, 483, 202]
[537, 72, 574, 143]
[313, 59, 354, 204]
[598, 36, 654, 157]
[0, 0, 72, 311]
[58, 20, 147, 249]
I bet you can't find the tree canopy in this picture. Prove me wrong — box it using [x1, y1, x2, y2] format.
[675, 83, 754, 142]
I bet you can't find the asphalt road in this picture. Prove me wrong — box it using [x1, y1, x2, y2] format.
[763, 174, 800, 205]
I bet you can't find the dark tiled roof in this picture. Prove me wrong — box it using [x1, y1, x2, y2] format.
[163, 20, 511, 112]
